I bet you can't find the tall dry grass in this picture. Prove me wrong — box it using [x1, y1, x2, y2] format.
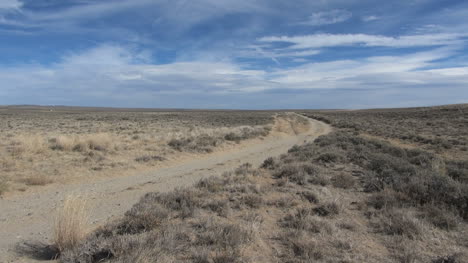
[11, 134, 48, 156]
[54, 196, 89, 252]
[50, 133, 114, 152]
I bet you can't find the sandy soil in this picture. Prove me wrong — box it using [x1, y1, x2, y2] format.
[0, 114, 331, 262]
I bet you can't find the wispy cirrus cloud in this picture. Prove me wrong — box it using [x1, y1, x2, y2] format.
[1, 44, 467, 109]
[0, 0, 22, 10]
[362, 15, 379, 22]
[1, 0, 468, 109]
[259, 33, 467, 49]
[297, 9, 352, 26]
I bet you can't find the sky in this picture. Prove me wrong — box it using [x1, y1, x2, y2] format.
[0, 0, 467, 109]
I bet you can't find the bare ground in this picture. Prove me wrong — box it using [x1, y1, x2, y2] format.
[0, 114, 331, 262]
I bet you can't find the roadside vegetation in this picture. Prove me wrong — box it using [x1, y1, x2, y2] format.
[51, 104, 468, 262]
[0, 107, 274, 195]
[305, 104, 468, 157]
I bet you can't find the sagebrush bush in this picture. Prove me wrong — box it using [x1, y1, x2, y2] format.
[421, 205, 461, 230]
[280, 208, 332, 233]
[312, 132, 468, 220]
[373, 209, 422, 239]
[313, 202, 340, 217]
[332, 173, 355, 189]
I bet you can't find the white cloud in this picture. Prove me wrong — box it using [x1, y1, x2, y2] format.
[0, 0, 22, 10]
[239, 45, 320, 61]
[259, 33, 467, 49]
[1, 44, 467, 108]
[298, 9, 352, 26]
[2, 0, 269, 33]
[362, 15, 379, 22]
[269, 48, 456, 85]
[59, 45, 151, 66]
[0, 45, 271, 99]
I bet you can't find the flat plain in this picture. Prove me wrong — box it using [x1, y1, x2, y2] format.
[2, 105, 468, 263]
[0, 106, 274, 196]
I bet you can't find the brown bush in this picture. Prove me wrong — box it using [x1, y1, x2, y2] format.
[373, 209, 422, 239]
[332, 173, 355, 189]
[21, 175, 54, 186]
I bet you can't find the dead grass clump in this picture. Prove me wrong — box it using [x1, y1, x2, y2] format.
[196, 176, 225, 193]
[195, 219, 253, 249]
[260, 157, 276, 169]
[14, 135, 48, 154]
[85, 133, 113, 151]
[134, 155, 165, 163]
[313, 202, 340, 217]
[308, 174, 330, 186]
[390, 239, 421, 263]
[21, 175, 54, 186]
[0, 180, 8, 195]
[281, 208, 332, 233]
[204, 200, 231, 217]
[116, 203, 170, 235]
[282, 232, 324, 261]
[54, 196, 89, 253]
[446, 160, 468, 183]
[299, 191, 319, 204]
[234, 162, 256, 176]
[316, 151, 345, 163]
[50, 133, 114, 152]
[49, 136, 76, 151]
[432, 254, 465, 263]
[367, 189, 408, 210]
[373, 209, 422, 239]
[421, 205, 461, 230]
[240, 193, 264, 208]
[273, 163, 320, 185]
[143, 189, 203, 218]
[332, 173, 355, 189]
[269, 196, 300, 208]
[168, 136, 220, 153]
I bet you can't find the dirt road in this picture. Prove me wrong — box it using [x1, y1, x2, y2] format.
[0, 115, 331, 262]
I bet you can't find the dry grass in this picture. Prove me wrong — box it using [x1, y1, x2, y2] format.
[54, 196, 89, 253]
[304, 104, 468, 159]
[0, 108, 275, 194]
[13, 135, 48, 154]
[50, 133, 115, 152]
[0, 180, 8, 196]
[21, 175, 54, 186]
[53, 108, 468, 262]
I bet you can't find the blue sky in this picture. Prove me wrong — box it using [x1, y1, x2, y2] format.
[0, 0, 467, 109]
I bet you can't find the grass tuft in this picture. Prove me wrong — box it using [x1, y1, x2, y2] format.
[54, 195, 89, 253]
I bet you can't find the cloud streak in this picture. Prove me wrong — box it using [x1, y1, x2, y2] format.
[0, 0, 22, 10]
[1, 44, 467, 109]
[297, 9, 352, 26]
[259, 33, 467, 49]
[1, 0, 468, 108]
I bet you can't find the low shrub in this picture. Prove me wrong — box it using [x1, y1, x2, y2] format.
[421, 205, 461, 230]
[373, 209, 421, 239]
[332, 173, 355, 189]
[280, 208, 332, 233]
[312, 202, 340, 217]
[134, 155, 165, 163]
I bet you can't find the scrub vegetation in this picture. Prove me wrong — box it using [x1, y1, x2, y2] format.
[0, 106, 274, 195]
[53, 104, 468, 262]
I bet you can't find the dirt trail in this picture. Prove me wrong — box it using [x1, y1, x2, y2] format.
[0, 114, 331, 262]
